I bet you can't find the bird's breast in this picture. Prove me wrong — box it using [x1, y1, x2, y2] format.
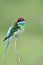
[14, 29, 23, 37]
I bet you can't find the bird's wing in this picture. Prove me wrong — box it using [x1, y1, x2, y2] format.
[3, 26, 13, 41]
[7, 26, 13, 36]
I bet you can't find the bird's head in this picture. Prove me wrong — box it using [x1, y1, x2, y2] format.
[16, 17, 25, 26]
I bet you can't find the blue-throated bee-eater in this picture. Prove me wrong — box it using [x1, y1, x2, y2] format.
[3, 17, 25, 52]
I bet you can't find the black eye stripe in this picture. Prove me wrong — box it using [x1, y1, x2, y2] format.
[17, 19, 25, 22]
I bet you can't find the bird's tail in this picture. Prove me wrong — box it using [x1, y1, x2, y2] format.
[4, 36, 12, 52]
[3, 37, 8, 41]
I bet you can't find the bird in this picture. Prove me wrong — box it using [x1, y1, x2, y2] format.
[3, 17, 25, 52]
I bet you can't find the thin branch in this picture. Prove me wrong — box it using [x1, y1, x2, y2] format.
[14, 38, 22, 65]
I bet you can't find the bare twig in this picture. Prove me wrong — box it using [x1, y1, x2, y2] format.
[14, 38, 22, 65]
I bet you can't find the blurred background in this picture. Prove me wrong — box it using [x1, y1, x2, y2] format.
[0, 0, 43, 65]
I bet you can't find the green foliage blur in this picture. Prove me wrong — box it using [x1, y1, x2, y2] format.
[0, 0, 43, 65]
